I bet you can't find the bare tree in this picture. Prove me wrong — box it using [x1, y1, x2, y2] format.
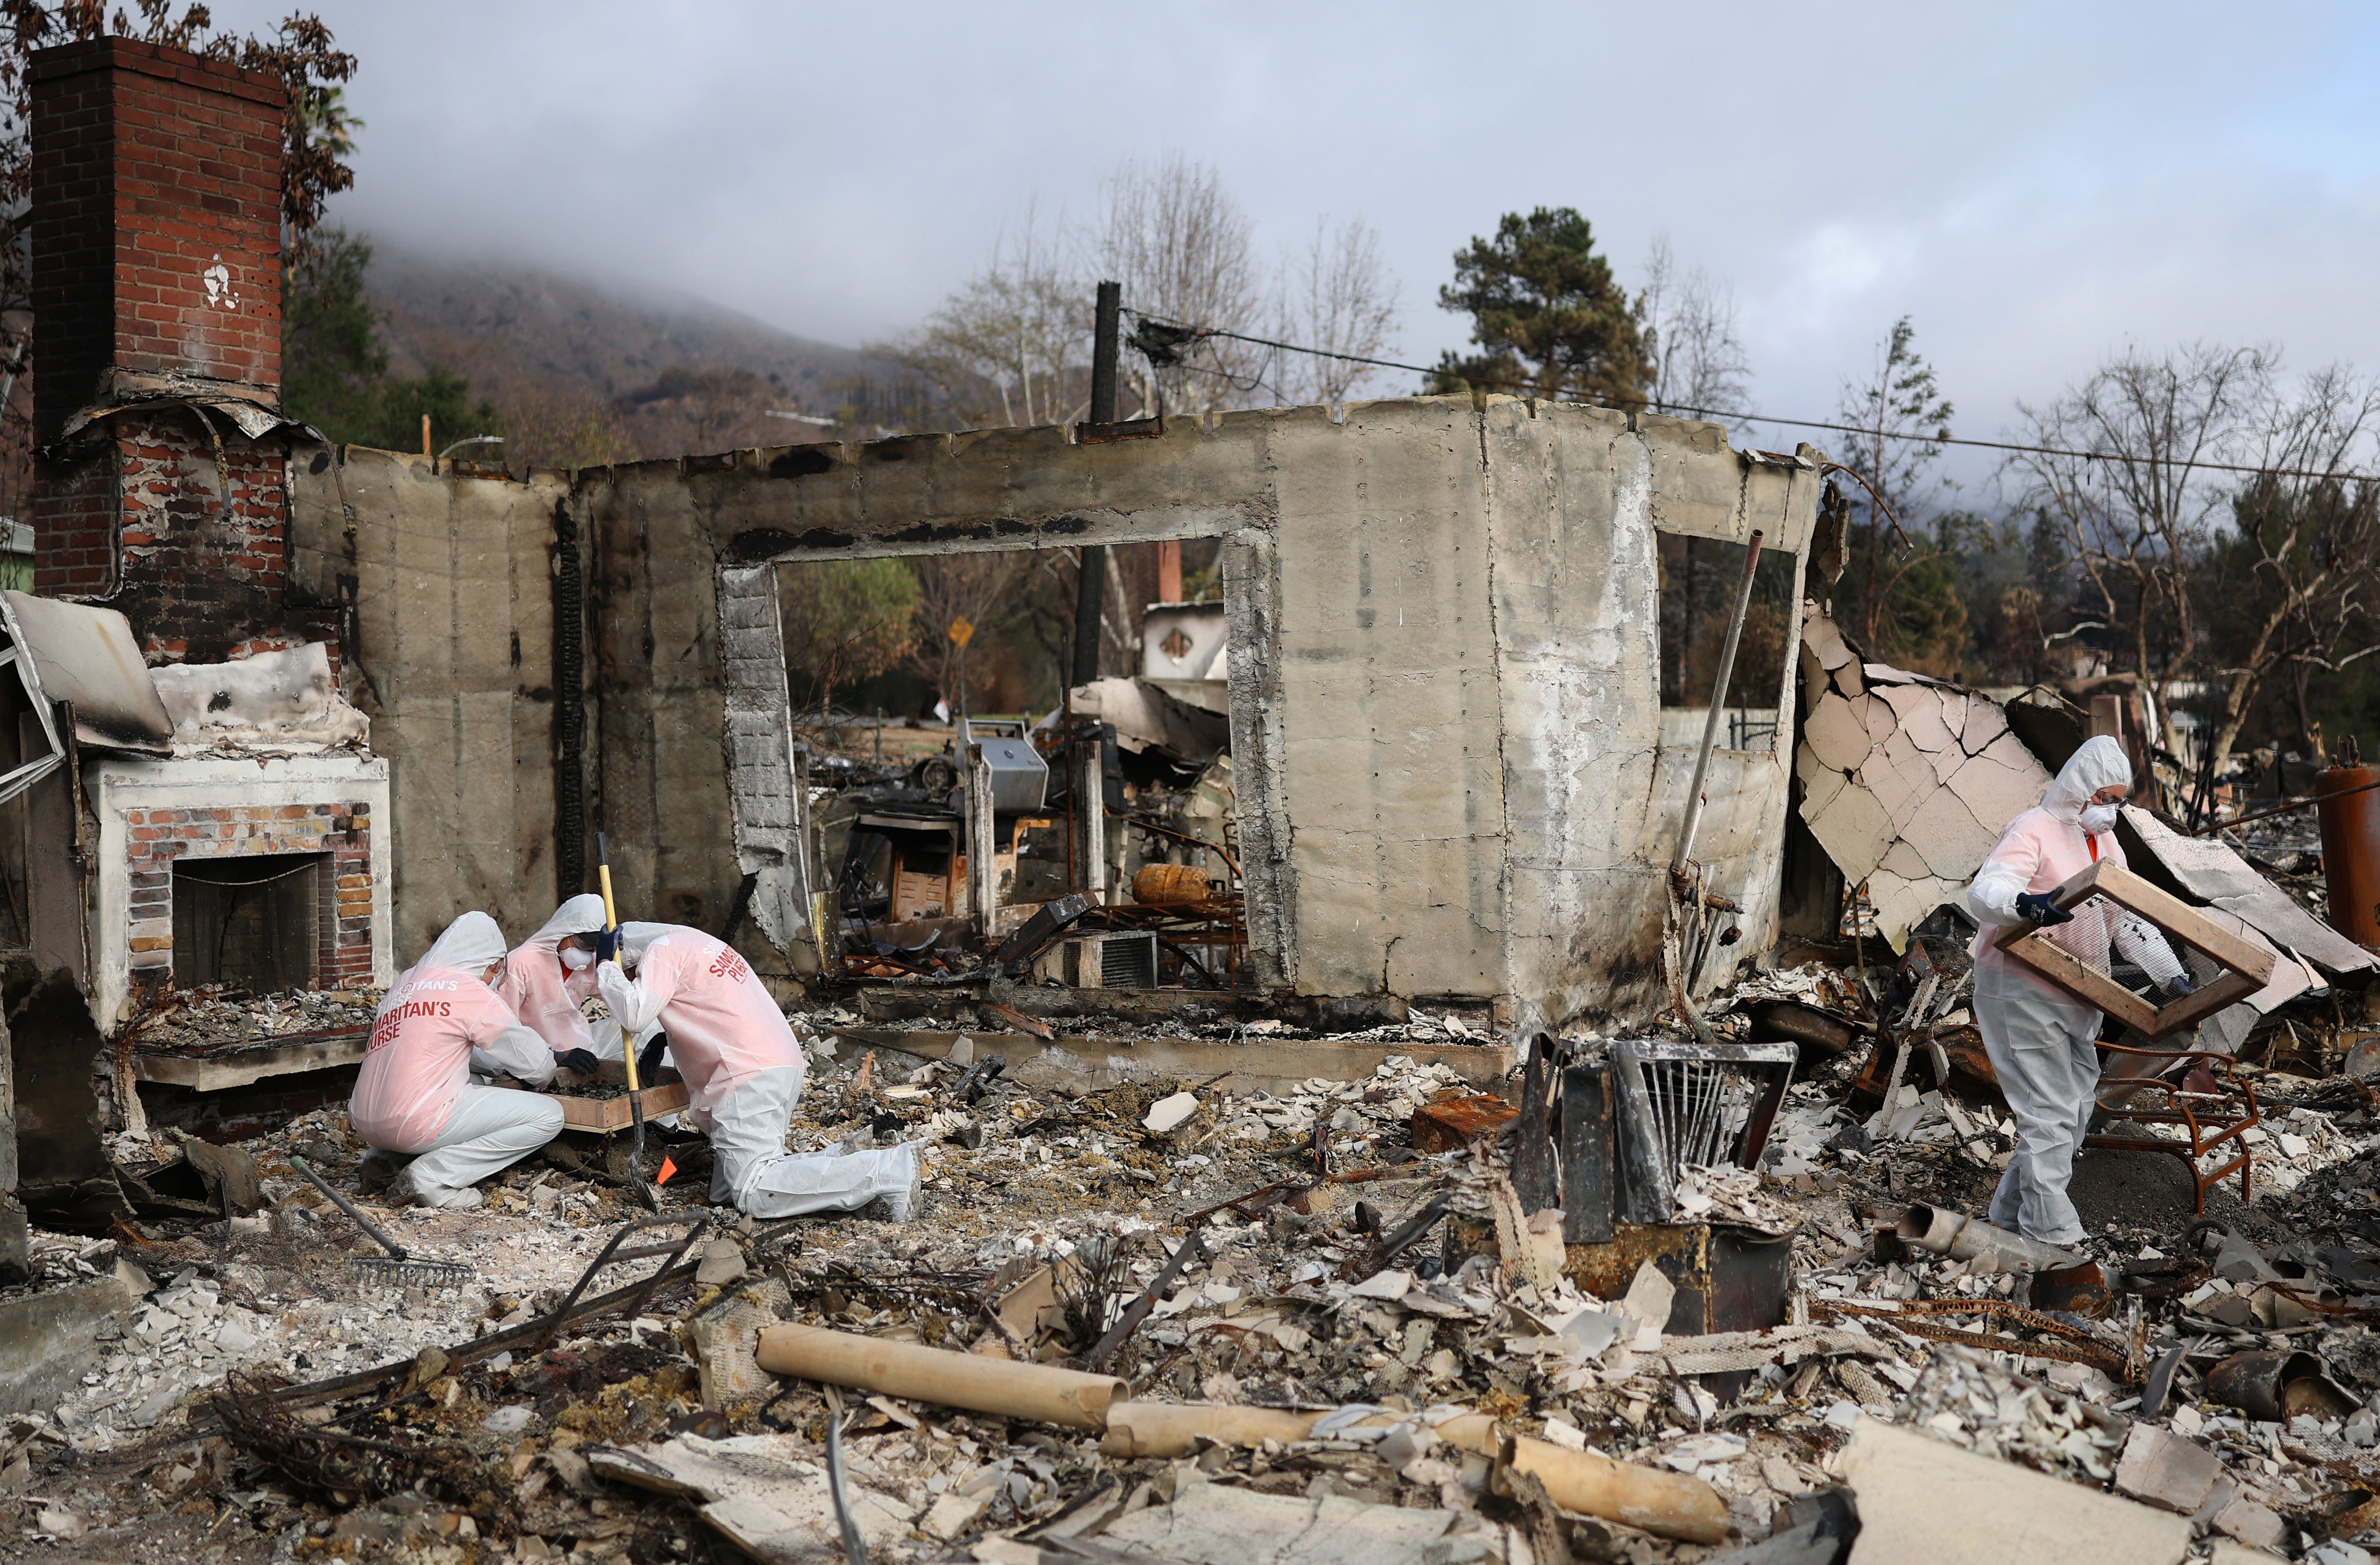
[2011, 343, 2275, 757]
[618, 365, 783, 454]
[873, 204, 1086, 429]
[905, 552, 1027, 716]
[1272, 216, 1400, 407]
[1092, 154, 1267, 418]
[1833, 318, 1968, 666]
[2195, 365, 2380, 780]
[1639, 236, 1750, 426]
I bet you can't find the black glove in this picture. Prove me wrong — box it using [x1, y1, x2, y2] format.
[555, 1048, 600, 1077]
[637, 1034, 668, 1083]
[594, 927, 621, 964]
[2159, 973, 2195, 1002]
[2014, 891, 2073, 927]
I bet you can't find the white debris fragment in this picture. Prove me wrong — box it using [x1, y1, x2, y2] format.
[1143, 1092, 1200, 1134]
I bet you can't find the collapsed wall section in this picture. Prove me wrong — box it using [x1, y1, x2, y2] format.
[717, 563, 812, 953]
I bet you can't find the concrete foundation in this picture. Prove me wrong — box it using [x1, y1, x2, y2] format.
[0, 1258, 147, 1415]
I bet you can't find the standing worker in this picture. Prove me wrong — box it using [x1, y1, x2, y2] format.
[496, 894, 617, 1067]
[351, 913, 570, 1210]
[568, 921, 921, 1219]
[1964, 736, 2190, 1245]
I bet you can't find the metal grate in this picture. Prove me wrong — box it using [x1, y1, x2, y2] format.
[1610, 1039, 1797, 1220]
[1098, 931, 1157, 989]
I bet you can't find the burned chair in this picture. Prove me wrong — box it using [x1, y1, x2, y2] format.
[2085, 1041, 2261, 1214]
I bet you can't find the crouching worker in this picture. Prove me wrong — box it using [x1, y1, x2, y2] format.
[575, 922, 920, 1220]
[496, 893, 616, 1069]
[351, 913, 568, 1210]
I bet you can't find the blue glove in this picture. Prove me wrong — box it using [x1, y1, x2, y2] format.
[2161, 973, 2195, 1001]
[2014, 891, 2073, 927]
[594, 927, 621, 964]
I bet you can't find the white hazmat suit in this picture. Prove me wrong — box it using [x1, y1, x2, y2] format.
[350, 913, 565, 1209]
[497, 894, 624, 1060]
[1964, 737, 2186, 1244]
[600, 923, 920, 1219]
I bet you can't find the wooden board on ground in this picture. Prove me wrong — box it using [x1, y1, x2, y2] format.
[1995, 859, 2276, 1041]
[832, 1028, 1517, 1099]
[131, 1028, 368, 1091]
[535, 1081, 692, 1133]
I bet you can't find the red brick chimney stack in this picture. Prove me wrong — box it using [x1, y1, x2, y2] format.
[25, 37, 320, 665]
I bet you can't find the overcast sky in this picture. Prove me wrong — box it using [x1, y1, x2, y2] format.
[217, 0, 2380, 481]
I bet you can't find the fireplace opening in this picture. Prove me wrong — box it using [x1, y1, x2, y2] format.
[173, 853, 324, 991]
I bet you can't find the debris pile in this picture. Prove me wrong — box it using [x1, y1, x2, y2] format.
[0, 972, 2373, 1565]
[121, 986, 383, 1052]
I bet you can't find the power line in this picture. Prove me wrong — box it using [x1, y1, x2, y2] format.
[1128, 311, 2380, 490]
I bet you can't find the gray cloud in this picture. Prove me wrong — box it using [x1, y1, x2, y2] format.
[214, 0, 2380, 478]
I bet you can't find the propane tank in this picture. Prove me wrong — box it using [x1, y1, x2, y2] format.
[2316, 760, 2380, 948]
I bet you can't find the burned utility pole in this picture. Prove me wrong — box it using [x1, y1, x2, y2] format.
[1071, 280, 1122, 691]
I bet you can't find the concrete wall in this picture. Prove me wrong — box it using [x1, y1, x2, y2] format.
[287, 450, 567, 964]
[560, 395, 1817, 1028]
[295, 396, 1817, 1025]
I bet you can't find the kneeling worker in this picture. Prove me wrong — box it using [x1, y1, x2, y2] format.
[572, 921, 919, 1219]
[351, 912, 571, 1210]
[498, 893, 618, 1064]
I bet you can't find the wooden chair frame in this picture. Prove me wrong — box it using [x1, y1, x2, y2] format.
[1994, 859, 2275, 1042]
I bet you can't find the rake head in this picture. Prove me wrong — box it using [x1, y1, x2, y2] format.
[349, 1255, 475, 1287]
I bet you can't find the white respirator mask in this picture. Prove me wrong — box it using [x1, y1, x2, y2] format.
[2080, 803, 2120, 833]
[560, 946, 594, 972]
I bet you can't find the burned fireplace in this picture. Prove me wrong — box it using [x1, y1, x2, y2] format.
[172, 852, 325, 990]
[87, 754, 393, 1025]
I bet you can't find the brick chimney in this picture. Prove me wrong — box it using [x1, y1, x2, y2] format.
[26, 37, 323, 665]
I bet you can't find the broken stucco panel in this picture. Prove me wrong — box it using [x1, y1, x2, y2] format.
[717, 564, 810, 953]
[2120, 806, 2377, 980]
[1795, 602, 2051, 949]
[150, 641, 369, 751]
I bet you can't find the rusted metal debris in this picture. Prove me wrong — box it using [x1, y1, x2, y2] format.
[1816, 1297, 2132, 1378]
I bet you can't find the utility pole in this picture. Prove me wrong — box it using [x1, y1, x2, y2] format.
[1071, 280, 1121, 692]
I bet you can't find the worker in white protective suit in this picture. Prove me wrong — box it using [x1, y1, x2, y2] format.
[572, 922, 921, 1220]
[1965, 736, 2191, 1245]
[350, 913, 568, 1210]
[495, 894, 619, 1065]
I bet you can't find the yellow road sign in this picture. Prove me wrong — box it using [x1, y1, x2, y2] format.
[948, 616, 974, 647]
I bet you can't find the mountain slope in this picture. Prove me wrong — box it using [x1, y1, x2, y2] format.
[365, 244, 882, 423]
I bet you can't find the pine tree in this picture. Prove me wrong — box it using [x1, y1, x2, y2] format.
[1432, 207, 1650, 409]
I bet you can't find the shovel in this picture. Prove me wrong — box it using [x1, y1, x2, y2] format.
[598, 832, 659, 1212]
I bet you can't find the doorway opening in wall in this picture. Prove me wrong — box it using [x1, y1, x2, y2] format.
[765, 538, 1248, 992]
[173, 853, 324, 990]
[1656, 533, 1800, 754]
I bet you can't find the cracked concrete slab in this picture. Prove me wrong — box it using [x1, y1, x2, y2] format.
[1794, 603, 2053, 950]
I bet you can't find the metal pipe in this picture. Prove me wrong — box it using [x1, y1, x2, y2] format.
[1672, 530, 1765, 870]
